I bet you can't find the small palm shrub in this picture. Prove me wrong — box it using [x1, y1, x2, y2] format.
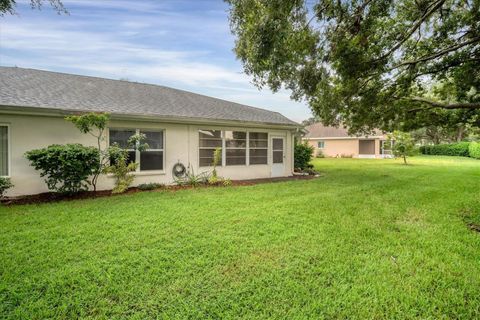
[103, 144, 137, 194]
[0, 177, 13, 199]
[25, 144, 100, 194]
[469, 142, 480, 159]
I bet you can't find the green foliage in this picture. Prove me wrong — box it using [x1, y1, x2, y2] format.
[227, 0, 480, 133]
[316, 150, 325, 158]
[387, 131, 416, 165]
[103, 144, 137, 194]
[294, 142, 314, 170]
[25, 144, 99, 194]
[127, 133, 149, 152]
[0, 177, 13, 199]
[65, 113, 109, 135]
[420, 142, 471, 157]
[469, 142, 480, 159]
[174, 166, 209, 187]
[103, 133, 148, 194]
[137, 183, 165, 191]
[66, 112, 110, 191]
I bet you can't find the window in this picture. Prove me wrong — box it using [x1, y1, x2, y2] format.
[249, 132, 268, 164]
[140, 130, 164, 171]
[317, 141, 325, 149]
[109, 128, 164, 171]
[225, 131, 246, 165]
[0, 125, 8, 176]
[199, 130, 270, 167]
[199, 130, 222, 167]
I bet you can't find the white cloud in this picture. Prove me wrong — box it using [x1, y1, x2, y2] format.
[0, 1, 312, 121]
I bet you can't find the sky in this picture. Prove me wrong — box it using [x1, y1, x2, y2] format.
[0, 0, 312, 122]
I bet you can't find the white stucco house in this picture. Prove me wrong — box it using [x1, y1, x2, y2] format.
[0, 67, 299, 196]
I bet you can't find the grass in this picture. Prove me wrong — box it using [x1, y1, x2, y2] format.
[1, 156, 480, 319]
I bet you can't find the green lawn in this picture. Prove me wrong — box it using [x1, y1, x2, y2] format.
[1, 156, 480, 319]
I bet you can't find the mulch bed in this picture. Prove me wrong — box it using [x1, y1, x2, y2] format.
[1, 175, 318, 206]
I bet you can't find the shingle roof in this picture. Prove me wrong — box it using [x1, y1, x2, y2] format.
[304, 122, 384, 138]
[0, 67, 298, 127]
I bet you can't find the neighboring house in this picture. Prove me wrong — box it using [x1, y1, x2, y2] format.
[0, 67, 299, 196]
[303, 122, 391, 158]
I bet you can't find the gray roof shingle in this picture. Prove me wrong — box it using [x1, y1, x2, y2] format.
[0, 67, 298, 127]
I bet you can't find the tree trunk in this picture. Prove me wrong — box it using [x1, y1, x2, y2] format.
[403, 155, 407, 165]
[456, 126, 465, 142]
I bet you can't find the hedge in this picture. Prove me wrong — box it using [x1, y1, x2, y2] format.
[419, 142, 471, 157]
[469, 142, 480, 159]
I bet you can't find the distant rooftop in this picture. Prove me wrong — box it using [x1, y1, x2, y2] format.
[0, 67, 298, 127]
[304, 122, 384, 138]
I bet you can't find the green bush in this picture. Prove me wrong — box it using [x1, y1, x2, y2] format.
[25, 144, 100, 194]
[294, 142, 314, 170]
[0, 177, 13, 199]
[469, 142, 480, 159]
[420, 142, 471, 157]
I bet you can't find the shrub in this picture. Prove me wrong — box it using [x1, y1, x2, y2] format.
[294, 142, 314, 170]
[0, 177, 13, 199]
[420, 142, 471, 157]
[387, 131, 416, 165]
[174, 166, 209, 187]
[138, 183, 165, 191]
[469, 142, 480, 159]
[103, 145, 137, 194]
[316, 150, 325, 158]
[25, 144, 100, 194]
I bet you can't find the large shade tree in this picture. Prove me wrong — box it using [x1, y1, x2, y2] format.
[226, 0, 480, 133]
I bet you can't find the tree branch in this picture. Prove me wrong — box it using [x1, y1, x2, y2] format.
[407, 97, 480, 112]
[374, 0, 445, 62]
[391, 36, 480, 70]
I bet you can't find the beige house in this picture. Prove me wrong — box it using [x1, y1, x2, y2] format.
[303, 123, 391, 158]
[0, 67, 299, 196]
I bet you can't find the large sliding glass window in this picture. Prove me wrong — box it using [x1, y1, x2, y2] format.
[199, 130, 269, 167]
[0, 126, 8, 176]
[199, 130, 222, 167]
[225, 131, 246, 165]
[248, 132, 268, 164]
[109, 128, 164, 171]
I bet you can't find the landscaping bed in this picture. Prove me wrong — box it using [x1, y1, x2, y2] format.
[1, 175, 318, 206]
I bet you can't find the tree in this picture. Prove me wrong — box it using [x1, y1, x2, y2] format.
[387, 131, 416, 165]
[226, 0, 480, 134]
[0, 0, 66, 15]
[66, 113, 109, 192]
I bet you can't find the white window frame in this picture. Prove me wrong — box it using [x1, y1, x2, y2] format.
[199, 129, 269, 167]
[0, 124, 10, 178]
[108, 128, 165, 173]
[317, 141, 325, 149]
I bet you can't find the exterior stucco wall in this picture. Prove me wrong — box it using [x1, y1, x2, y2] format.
[1, 114, 294, 196]
[307, 139, 359, 158]
[305, 138, 385, 158]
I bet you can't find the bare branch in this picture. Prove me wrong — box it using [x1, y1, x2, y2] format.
[407, 97, 480, 112]
[373, 0, 446, 62]
[391, 36, 480, 69]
